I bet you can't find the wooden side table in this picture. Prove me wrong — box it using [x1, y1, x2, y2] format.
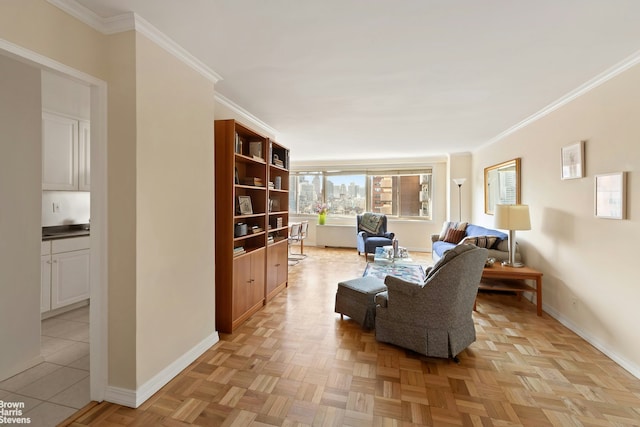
[476, 263, 543, 316]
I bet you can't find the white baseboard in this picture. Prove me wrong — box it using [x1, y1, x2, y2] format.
[543, 303, 640, 380]
[41, 299, 89, 320]
[104, 331, 219, 408]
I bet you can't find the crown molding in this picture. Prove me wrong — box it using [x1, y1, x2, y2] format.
[47, 0, 111, 32]
[47, 0, 222, 84]
[483, 48, 640, 148]
[132, 14, 222, 84]
[214, 93, 279, 137]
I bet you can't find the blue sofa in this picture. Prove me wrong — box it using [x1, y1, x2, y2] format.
[431, 223, 520, 262]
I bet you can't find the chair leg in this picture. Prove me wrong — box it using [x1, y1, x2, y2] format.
[288, 242, 306, 262]
[289, 244, 307, 259]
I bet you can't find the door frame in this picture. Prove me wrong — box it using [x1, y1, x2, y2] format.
[0, 38, 108, 402]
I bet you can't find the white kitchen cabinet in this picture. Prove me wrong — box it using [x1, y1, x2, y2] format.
[42, 112, 90, 191]
[41, 255, 52, 313]
[41, 236, 90, 313]
[78, 120, 90, 191]
[41, 241, 52, 313]
[51, 249, 90, 309]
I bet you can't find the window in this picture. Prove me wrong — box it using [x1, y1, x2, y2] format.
[290, 173, 323, 214]
[290, 169, 432, 219]
[371, 173, 432, 218]
[325, 174, 366, 215]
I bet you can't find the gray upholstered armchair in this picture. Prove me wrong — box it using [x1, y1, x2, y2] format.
[375, 244, 488, 360]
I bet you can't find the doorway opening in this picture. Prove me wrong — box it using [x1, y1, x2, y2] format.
[0, 40, 108, 405]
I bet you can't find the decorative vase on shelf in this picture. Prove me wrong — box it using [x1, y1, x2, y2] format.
[318, 212, 326, 225]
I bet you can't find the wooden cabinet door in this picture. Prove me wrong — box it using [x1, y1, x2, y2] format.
[275, 244, 288, 287]
[232, 249, 265, 323]
[232, 255, 252, 320]
[250, 248, 265, 307]
[266, 241, 287, 299]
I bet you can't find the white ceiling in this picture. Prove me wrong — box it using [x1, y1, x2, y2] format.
[71, 0, 640, 162]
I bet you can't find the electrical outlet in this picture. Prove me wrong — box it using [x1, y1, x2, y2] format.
[53, 202, 61, 213]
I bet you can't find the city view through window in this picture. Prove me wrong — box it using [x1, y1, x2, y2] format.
[290, 170, 433, 219]
[292, 174, 366, 216]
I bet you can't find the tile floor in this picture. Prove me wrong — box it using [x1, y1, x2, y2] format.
[0, 305, 90, 427]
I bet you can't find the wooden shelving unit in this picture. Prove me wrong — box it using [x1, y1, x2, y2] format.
[266, 141, 289, 302]
[214, 119, 289, 333]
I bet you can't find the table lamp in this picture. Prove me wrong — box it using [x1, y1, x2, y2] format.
[494, 204, 530, 267]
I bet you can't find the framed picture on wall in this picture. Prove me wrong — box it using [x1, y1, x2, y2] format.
[595, 172, 626, 219]
[561, 141, 585, 180]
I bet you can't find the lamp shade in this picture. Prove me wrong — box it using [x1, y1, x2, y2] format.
[495, 204, 531, 231]
[452, 178, 466, 186]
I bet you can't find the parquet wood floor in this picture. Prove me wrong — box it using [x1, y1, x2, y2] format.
[62, 247, 640, 426]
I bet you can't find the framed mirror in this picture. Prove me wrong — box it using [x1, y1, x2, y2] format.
[484, 158, 521, 215]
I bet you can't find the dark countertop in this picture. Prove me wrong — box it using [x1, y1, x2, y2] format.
[42, 224, 90, 241]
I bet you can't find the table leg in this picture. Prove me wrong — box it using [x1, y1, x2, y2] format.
[536, 277, 542, 316]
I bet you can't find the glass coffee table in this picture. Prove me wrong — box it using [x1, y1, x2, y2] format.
[373, 246, 414, 265]
[365, 247, 425, 283]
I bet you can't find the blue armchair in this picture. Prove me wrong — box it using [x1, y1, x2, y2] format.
[356, 213, 395, 257]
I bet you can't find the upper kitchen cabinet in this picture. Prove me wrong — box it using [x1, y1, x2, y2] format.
[78, 121, 90, 191]
[42, 112, 90, 191]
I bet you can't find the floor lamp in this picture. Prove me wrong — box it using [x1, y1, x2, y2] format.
[494, 204, 531, 267]
[452, 178, 466, 222]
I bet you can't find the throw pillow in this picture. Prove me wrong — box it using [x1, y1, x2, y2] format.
[460, 235, 498, 249]
[438, 221, 468, 240]
[438, 221, 454, 240]
[443, 228, 465, 244]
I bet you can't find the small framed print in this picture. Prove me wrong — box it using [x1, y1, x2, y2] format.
[249, 141, 263, 159]
[561, 141, 585, 180]
[268, 198, 280, 212]
[595, 172, 626, 219]
[238, 196, 253, 215]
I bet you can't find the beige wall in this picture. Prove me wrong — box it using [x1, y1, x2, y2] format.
[472, 63, 640, 375]
[0, 55, 43, 381]
[1, 0, 218, 395]
[135, 33, 216, 386]
[0, 0, 107, 81]
[106, 30, 138, 390]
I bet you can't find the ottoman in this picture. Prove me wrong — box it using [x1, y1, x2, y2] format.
[335, 276, 387, 329]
